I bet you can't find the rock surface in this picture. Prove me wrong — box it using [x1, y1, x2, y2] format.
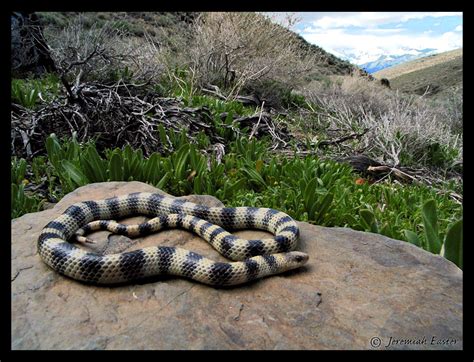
[11, 182, 463, 350]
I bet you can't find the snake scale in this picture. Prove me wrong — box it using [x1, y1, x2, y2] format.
[38, 192, 309, 286]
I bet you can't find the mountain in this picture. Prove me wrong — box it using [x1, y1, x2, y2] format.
[361, 50, 438, 73]
[337, 48, 438, 74]
[373, 48, 463, 99]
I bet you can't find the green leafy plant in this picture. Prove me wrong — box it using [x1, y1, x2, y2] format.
[401, 199, 462, 268]
[11, 157, 27, 185]
[11, 74, 61, 108]
[11, 80, 39, 108]
[359, 209, 379, 234]
[11, 183, 42, 218]
[11, 156, 44, 218]
[45, 134, 89, 193]
[444, 219, 463, 268]
[421, 199, 442, 253]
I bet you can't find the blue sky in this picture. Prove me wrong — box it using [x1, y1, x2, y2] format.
[268, 12, 463, 64]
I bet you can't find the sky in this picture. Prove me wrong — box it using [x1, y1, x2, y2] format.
[269, 12, 463, 64]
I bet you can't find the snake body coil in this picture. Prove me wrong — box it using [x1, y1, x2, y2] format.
[38, 192, 308, 286]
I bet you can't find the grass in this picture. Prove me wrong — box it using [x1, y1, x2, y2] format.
[373, 48, 462, 81]
[387, 56, 463, 98]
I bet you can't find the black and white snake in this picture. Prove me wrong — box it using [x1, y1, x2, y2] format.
[37, 192, 309, 286]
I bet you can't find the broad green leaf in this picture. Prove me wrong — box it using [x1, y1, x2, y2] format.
[193, 174, 202, 194]
[242, 167, 266, 188]
[143, 153, 160, 183]
[156, 172, 170, 189]
[444, 219, 463, 268]
[314, 191, 334, 224]
[158, 124, 168, 149]
[380, 223, 393, 238]
[81, 147, 107, 182]
[422, 199, 441, 254]
[109, 151, 124, 181]
[61, 160, 88, 186]
[46, 134, 63, 169]
[360, 209, 378, 233]
[174, 145, 190, 180]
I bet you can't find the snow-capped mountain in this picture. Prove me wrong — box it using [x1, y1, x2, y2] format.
[335, 48, 438, 74]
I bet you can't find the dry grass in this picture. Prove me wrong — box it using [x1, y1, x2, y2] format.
[300, 75, 463, 170]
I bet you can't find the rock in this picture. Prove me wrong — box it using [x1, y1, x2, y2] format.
[11, 181, 462, 350]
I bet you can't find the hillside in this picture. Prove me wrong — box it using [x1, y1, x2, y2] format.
[373, 48, 462, 79]
[36, 12, 359, 78]
[373, 48, 462, 98]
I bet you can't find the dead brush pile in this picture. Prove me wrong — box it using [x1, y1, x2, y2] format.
[11, 80, 294, 159]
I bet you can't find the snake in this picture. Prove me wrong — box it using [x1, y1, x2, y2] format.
[37, 192, 309, 286]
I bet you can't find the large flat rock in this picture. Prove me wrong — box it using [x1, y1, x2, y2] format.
[11, 182, 462, 350]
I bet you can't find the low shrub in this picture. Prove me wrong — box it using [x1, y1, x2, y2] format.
[186, 12, 318, 100]
[300, 75, 463, 170]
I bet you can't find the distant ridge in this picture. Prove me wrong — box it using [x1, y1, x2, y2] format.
[373, 48, 462, 80]
[373, 48, 462, 99]
[359, 48, 437, 74]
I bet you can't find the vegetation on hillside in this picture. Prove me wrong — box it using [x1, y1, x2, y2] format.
[11, 12, 463, 268]
[374, 48, 462, 80]
[374, 48, 463, 103]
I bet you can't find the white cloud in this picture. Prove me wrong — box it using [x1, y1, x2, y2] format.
[303, 25, 404, 35]
[300, 27, 463, 64]
[439, 31, 463, 49]
[306, 12, 462, 29]
[349, 28, 404, 35]
[288, 12, 463, 65]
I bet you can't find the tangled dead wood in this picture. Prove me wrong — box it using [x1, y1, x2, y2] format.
[11, 81, 293, 159]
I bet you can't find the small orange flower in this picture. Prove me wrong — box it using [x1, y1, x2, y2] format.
[355, 178, 366, 185]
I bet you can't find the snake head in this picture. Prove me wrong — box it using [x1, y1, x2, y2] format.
[283, 251, 309, 270]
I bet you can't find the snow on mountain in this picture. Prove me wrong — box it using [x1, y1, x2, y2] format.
[334, 48, 438, 74]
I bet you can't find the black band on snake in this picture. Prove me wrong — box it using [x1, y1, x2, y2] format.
[37, 192, 309, 286]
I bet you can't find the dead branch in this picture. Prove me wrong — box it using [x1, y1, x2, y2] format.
[249, 101, 265, 140]
[11, 80, 296, 159]
[201, 84, 261, 106]
[318, 128, 370, 147]
[367, 165, 417, 183]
